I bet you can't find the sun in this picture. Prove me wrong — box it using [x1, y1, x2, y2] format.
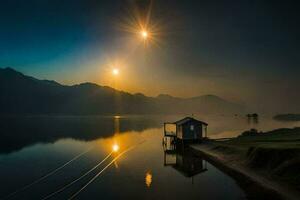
[112, 68, 119, 75]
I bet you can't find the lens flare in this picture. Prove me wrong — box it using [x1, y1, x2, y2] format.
[116, 1, 163, 47]
[145, 172, 152, 187]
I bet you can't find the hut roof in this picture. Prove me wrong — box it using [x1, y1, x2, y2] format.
[174, 117, 208, 126]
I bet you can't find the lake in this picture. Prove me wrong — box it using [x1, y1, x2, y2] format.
[0, 115, 299, 199]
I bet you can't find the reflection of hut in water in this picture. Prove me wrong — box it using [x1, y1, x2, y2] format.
[163, 117, 208, 144]
[163, 142, 207, 180]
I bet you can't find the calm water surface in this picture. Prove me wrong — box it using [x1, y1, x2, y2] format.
[0, 115, 299, 199]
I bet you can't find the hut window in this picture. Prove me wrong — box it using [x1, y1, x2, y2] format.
[190, 125, 194, 131]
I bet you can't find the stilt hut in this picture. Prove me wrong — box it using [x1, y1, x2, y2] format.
[164, 117, 208, 143]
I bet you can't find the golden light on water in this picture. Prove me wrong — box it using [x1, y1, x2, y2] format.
[112, 144, 120, 152]
[145, 172, 152, 187]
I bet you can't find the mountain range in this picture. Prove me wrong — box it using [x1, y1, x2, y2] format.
[0, 67, 245, 115]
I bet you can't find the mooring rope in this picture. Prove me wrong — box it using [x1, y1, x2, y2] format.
[1, 146, 93, 200]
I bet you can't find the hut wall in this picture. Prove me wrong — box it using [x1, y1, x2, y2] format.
[182, 121, 202, 140]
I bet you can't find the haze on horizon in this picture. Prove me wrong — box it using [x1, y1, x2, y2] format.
[0, 0, 299, 113]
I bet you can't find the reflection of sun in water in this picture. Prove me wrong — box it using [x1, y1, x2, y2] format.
[112, 144, 119, 152]
[145, 172, 152, 187]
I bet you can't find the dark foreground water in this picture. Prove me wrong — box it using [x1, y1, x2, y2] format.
[0, 115, 298, 200]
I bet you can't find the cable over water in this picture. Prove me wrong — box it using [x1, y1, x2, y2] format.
[1, 146, 93, 200]
[68, 141, 145, 200]
[41, 152, 112, 200]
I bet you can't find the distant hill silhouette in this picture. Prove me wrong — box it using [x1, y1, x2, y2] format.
[0, 67, 245, 115]
[273, 114, 300, 121]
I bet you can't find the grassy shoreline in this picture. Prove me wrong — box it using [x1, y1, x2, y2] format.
[190, 127, 300, 200]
